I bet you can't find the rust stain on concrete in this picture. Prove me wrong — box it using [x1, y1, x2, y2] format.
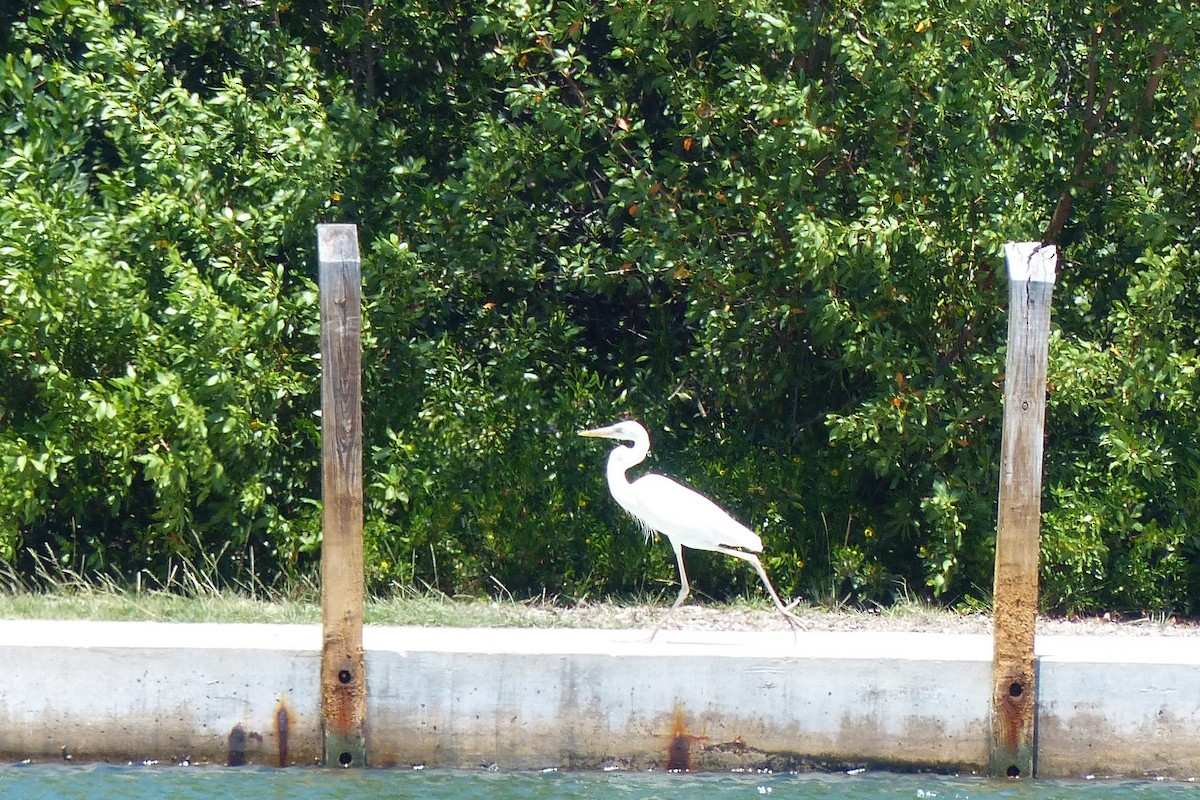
[275, 698, 292, 767]
[666, 704, 707, 772]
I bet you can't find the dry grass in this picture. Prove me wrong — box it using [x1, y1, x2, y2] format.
[6, 552, 1191, 636]
[0, 557, 989, 632]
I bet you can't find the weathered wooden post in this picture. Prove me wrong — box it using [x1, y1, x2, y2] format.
[317, 224, 367, 768]
[990, 241, 1056, 778]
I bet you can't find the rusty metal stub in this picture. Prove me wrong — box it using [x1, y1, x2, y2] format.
[226, 724, 264, 767]
[666, 704, 707, 772]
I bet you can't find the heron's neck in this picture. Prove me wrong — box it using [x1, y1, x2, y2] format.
[605, 440, 647, 508]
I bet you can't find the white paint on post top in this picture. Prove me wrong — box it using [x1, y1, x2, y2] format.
[1004, 241, 1057, 284]
[317, 223, 361, 265]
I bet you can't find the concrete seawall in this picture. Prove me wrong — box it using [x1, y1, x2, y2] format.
[1, 619, 1198, 777]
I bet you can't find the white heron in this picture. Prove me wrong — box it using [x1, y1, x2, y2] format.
[579, 419, 804, 639]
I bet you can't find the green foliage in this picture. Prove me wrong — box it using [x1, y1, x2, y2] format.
[337, 0, 1200, 611]
[0, 0, 348, 580]
[3, 0, 1200, 615]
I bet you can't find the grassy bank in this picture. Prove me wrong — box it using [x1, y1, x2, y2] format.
[0, 578, 994, 633]
[0, 590, 552, 626]
[0, 574, 613, 627]
[0, 552, 857, 629]
[3, 575, 1195, 637]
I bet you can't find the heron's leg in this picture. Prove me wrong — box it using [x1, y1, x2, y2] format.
[650, 541, 690, 641]
[713, 546, 805, 633]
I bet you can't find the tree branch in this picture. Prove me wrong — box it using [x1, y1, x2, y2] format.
[1043, 25, 1174, 246]
[1042, 77, 1116, 245]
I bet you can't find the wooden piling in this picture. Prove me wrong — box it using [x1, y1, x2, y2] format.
[990, 241, 1056, 778]
[317, 224, 367, 768]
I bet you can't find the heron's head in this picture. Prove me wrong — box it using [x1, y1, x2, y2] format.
[578, 419, 647, 445]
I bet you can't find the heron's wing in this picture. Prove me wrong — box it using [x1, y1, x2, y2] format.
[624, 473, 763, 553]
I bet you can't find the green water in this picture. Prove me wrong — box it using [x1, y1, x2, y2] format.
[1, 765, 1193, 800]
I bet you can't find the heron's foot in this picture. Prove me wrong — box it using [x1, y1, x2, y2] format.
[780, 609, 806, 630]
[773, 603, 807, 644]
[648, 606, 683, 643]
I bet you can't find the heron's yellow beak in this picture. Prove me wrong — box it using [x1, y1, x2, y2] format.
[578, 426, 613, 438]
[579, 422, 630, 440]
